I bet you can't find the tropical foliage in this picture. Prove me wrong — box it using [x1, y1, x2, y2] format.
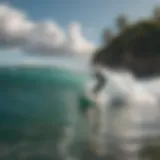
[92, 6, 160, 78]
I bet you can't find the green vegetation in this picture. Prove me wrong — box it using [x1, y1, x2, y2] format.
[141, 145, 160, 160]
[92, 7, 160, 78]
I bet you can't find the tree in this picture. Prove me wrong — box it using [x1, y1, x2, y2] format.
[116, 14, 128, 31]
[153, 6, 160, 21]
[103, 28, 114, 44]
[92, 20, 160, 79]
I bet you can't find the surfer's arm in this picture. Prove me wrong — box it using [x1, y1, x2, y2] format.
[92, 71, 107, 95]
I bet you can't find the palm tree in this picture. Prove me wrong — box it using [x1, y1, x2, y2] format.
[116, 14, 128, 31]
[153, 6, 160, 21]
[103, 28, 113, 44]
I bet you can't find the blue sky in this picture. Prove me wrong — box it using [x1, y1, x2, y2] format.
[3, 0, 160, 43]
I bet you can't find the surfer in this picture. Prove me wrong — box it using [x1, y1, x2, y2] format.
[79, 66, 107, 123]
[91, 66, 108, 156]
[79, 66, 108, 157]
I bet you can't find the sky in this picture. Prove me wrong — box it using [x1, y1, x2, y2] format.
[0, 0, 160, 59]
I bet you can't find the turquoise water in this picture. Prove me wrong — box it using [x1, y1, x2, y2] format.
[0, 65, 90, 159]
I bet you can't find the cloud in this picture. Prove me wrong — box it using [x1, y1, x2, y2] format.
[0, 4, 96, 56]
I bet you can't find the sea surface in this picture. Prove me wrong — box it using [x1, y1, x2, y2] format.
[0, 56, 92, 160]
[0, 56, 160, 159]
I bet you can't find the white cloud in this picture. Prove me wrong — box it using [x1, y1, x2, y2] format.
[0, 4, 96, 56]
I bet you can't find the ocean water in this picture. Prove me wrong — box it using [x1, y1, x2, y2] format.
[101, 71, 160, 159]
[0, 59, 92, 160]
[0, 56, 160, 160]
